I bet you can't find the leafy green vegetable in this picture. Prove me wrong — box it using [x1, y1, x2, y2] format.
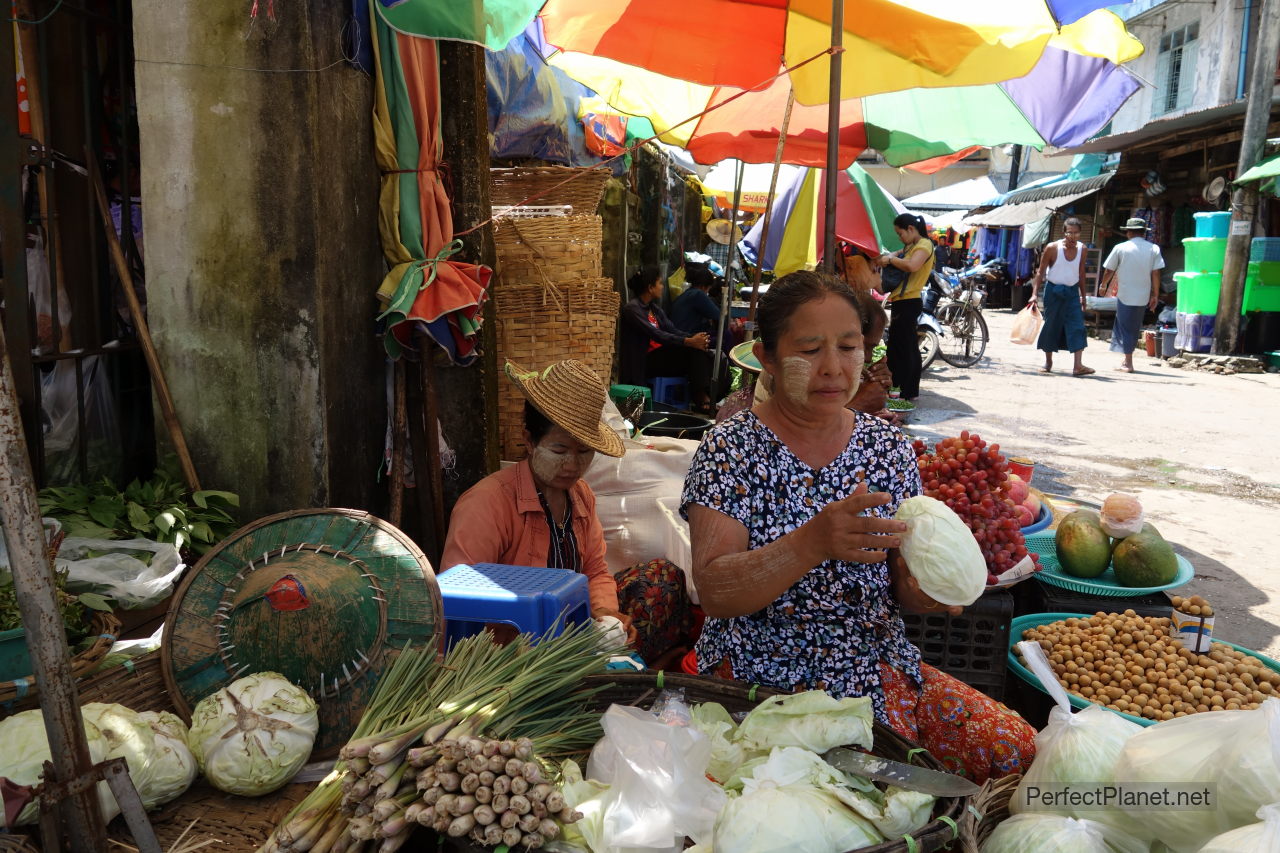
[38, 471, 239, 558]
[735, 691, 874, 754]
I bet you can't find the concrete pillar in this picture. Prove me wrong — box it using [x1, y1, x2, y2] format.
[132, 3, 384, 518]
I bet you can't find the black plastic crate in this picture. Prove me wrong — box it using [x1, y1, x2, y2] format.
[1017, 577, 1172, 620]
[902, 587, 1013, 701]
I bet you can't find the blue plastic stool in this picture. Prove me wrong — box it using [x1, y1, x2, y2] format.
[437, 563, 592, 648]
[650, 376, 689, 410]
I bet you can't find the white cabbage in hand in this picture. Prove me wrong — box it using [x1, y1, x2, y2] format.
[187, 671, 318, 796]
[895, 495, 987, 606]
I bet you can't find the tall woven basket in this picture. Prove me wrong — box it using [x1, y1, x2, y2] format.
[490, 165, 617, 461]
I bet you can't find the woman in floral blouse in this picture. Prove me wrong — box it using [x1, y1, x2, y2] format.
[681, 270, 1034, 783]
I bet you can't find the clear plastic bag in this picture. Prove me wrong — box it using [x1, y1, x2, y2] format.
[1010, 304, 1042, 345]
[981, 814, 1149, 853]
[57, 537, 185, 610]
[586, 704, 728, 850]
[39, 356, 121, 485]
[1199, 803, 1280, 853]
[1011, 704, 1142, 819]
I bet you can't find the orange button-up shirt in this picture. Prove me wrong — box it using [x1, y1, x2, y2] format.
[439, 459, 620, 614]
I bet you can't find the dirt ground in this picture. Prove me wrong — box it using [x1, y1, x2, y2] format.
[906, 306, 1280, 658]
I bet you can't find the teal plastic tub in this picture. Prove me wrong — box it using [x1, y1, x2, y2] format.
[0, 626, 31, 684]
[1193, 211, 1231, 239]
[1182, 237, 1228, 273]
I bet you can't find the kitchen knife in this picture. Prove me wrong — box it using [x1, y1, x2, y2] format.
[822, 747, 981, 797]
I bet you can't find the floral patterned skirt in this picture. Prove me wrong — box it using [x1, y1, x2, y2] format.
[879, 661, 1036, 784]
[614, 558, 695, 664]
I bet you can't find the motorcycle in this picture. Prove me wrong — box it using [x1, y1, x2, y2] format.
[939, 257, 1010, 309]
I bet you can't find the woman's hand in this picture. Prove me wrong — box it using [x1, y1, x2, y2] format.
[889, 550, 963, 615]
[866, 359, 892, 391]
[798, 483, 905, 565]
[686, 333, 710, 350]
[595, 608, 638, 645]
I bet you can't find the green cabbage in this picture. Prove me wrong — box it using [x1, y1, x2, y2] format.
[689, 701, 751, 784]
[735, 691, 873, 754]
[82, 702, 157, 805]
[895, 495, 987, 606]
[187, 671, 318, 796]
[0, 709, 119, 827]
[713, 784, 884, 853]
[1198, 804, 1280, 853]
[137, 711, 197, 809]
[981, 814, 1149, 853]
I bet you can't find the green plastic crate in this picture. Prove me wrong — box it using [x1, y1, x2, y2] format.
[1250, 261, 1280, 286]
[1244, 268, 1280, 313]
[0, 627, 31, 684]
[1174, 270, 1220, 315]
[1183, 237, 1228, 273]
[609, 383, 652, 411]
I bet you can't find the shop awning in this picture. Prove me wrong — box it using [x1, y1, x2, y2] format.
[962, 185, 1102, 227]
[1237, 150, 1280, 192]
[1059, 97, 1280, 155]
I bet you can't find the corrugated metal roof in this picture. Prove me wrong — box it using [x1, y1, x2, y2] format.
[961, 186, 1099, 227]
[1002, 172, 1112, 205]
[1059, 97, 1278, 155]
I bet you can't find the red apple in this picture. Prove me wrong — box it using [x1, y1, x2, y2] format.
[1015, 505, 1034, 527]
[1022, 492, 1043, 519]
[1006, 474, 1029, 504]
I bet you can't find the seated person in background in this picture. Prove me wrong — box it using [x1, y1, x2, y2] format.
[619, 266, 716, 415]
[671, 264, 724, 345]
[441, 359, 692, 663]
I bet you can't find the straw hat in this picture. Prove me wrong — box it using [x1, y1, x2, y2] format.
[505, 360, 625, 457]
[729, 340, 762, 373]
[707, 218, 744, 245]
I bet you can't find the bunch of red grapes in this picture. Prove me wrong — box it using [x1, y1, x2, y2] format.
[910, 430, 1038, 583]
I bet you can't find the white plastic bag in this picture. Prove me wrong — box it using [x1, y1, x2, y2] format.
[980, 814, 1148, 853]
[57, 538, 184, 609]
[586, 704, 728, 850]
[1112, 697, 1280, 852]
[1010, 304, 1042, 345]
[1198, 803, 1280, 853]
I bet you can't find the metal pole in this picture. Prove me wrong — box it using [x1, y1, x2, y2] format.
[713, 162, 745, 384]
[821, 0, 844, 273]
[746, 87, 797, 340]
[0, 326, 107, 850]
[1214, 0, 1280, 354]
[1007, 144, 1024, 193]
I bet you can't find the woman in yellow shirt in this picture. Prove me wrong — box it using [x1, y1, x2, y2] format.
[877, 214, 935, 410]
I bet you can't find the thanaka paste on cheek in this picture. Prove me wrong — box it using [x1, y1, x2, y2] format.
[780, 357, 812, 404]
[846, 349, 866, 404]
[529, 444, 563, 485]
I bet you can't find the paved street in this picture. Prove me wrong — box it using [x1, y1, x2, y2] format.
[906, 307, 1280, 657]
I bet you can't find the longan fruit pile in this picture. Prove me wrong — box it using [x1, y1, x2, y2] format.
[1017, 610, 1280, 721]
[1171, 594, 1213, 618]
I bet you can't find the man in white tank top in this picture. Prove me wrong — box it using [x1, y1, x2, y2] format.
[1029, 218, 1094, 376]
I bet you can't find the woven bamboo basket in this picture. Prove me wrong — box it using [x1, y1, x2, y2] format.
[442, 672, 968, 853]
[495, 279, 619, 460]
[489, 165, 611, 215]
[959, 772, 1021, 853]
[494, 215, 604, 284]
[0, 611, 121, 705]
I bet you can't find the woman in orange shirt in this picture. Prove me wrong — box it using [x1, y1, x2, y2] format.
[441, 360, 692, 660]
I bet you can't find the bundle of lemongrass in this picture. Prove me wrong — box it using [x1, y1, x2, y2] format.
[261, 623, 612, 853]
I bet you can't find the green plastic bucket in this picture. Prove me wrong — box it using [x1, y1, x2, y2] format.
[1174, 271, 1220, 314]
[1183, 237, 1228, 273]
[0, 626, 31, 684]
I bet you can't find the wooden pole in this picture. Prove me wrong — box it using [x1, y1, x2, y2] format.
[414, 331, 448, 562]
[713, 162, 745, 382]
[389, 359, 406, 528]
[85, 148, 201, 491]
[0, 325, 107, 851]
[1214, 0, 1280, 354]
[821, 0, 844, 273]
[746, 87, 797, 339]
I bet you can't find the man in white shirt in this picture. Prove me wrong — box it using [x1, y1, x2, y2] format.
[1099, 218, 1165, 373]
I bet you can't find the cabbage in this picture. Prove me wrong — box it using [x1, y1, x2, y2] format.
[689, 701, 750, 784]
[735, 691, 873, 753]
[1198, 804, 1280, 853]
[1011, 704, 1142, 819]
[895, 495, 987, 606]
[980, 814, 1149, 853]
[0, 709, 119, 827]
[547, 759, 610, 853]
[137, 711, 197, 809]
[1111, 698, 1280, 852]
[82, 702, 157, 806]
[841, 786, 935, 838]
[187, 671, 318, 796]
[713, 784, 884, 853]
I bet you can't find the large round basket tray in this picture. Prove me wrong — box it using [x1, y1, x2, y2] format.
[1008, 612, 1280, 727]
[441, 672, 968, 853]
[1024, 530, 1194, 596]
[161, 508, 443, 757]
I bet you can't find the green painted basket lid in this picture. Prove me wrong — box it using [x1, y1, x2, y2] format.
[161, 508, 443, 757]
[729, 340, 762, 373]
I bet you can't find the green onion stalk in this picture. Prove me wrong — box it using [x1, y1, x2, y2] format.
[262, 622, 613, 852]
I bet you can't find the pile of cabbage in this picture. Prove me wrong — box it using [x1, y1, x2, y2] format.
[0, 671, 317, 827]
[989, 696, 1280, 853]
[549, 690, 936, 853]
[0, 703, 197, 827]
